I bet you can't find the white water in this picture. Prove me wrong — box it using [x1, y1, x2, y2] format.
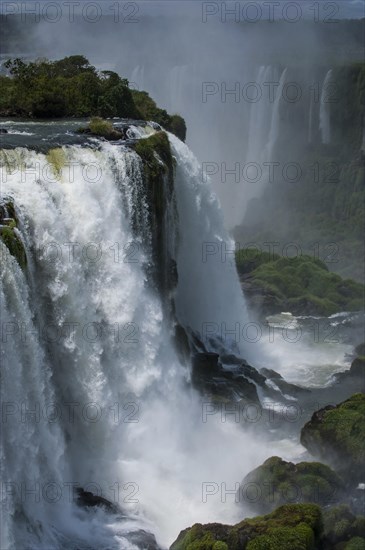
[1, 138, 279, 549]
[319, 69, 333, 145]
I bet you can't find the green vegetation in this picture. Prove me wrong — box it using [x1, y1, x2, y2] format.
[300, 394, 365, 482]
[0, 200, 27, 270]
[323, 505, 365, 548]
[46, 148, 66, 178]
[131, 90, 186, 141]
[240, 456, 344, 514]
[84, 117, 124, 140]
[235, 248, 364, 316]
[0, 56, 186, 140]
[170, 504, 323, 550]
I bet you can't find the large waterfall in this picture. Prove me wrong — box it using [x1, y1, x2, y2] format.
[0, 133, 268, 549]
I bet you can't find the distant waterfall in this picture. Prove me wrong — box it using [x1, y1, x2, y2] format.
[130, 65, 145, 91]
[246, 65, 277, 164]
[167, 65, 189, 113]
[267, 67, 288, 162]
[0, 133, 266, 548]
[319, 69, 332, 144]
[308, 90, 314, 144]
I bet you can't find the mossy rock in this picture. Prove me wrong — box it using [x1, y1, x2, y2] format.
[235, 247, 364, 316]
[46, 147, 66, 178]
[300, 394, 365, 483]
[79, 117, 124, 140]
[323, 504, 365, 546]
[170, 504, 323, 550]
[345, 538, 365, 550]
[0, 200, 27, 269]
[239, 456, 344, 514]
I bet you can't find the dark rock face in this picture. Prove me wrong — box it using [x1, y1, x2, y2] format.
[238, 456, 345, 514]
[261, 367, 311, 397]
[300, 394, 365, 484]
[126, 530, 161, 550]
[75, 487, 120, 513]
[0, 128, 8, 134]
[191, 352, 260, 404]
[334, 356, 365, 390]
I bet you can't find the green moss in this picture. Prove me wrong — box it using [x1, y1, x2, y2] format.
[46, 148, 66, 178]
[240, 456, 343, 514]
[87, 117, 123, 140]
[235, 249, 364, 315]
[301, 394, 365, 481]
[170, 504, 323, 550]
[345, 538, 365, 550]
[0, 224, 27, 270]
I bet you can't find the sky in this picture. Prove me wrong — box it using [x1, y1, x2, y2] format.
[0, 0, 364, 20]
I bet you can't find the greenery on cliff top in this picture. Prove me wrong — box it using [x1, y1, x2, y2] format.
[0, 55, 186, 140]
[236, 248, 364, 316]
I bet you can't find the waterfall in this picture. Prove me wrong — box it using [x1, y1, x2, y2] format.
[130, 65, 145, 91]
[0, 136, 267, 548]
[267, 67, 288, 162]
[308, 89, 314, 144]
[167, 65, 189, 114]
[246, 65, 277, 164]
[319, 69, 332, 145]
[235, 66, 287, 221]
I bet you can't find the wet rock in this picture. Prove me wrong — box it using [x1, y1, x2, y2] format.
[75, 487, 119, 513]
[0, 128, 8, 134]
[238, 456, 345, 514]
[300, 394, 365, 484]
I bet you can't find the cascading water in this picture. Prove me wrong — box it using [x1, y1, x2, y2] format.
[267, 67, 288, 162]
[236, 66, 287, 221]
[0, 133, 271, 549]
[319, 69, 333, 144]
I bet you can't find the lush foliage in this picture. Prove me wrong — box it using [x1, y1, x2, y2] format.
[0, 56, 186, 140]
[235, 248, 364, 315]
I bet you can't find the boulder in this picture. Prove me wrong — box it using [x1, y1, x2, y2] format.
[238, 456, 344, 514]
[170, 503, 323, 550]
[300, 394, 365, 484]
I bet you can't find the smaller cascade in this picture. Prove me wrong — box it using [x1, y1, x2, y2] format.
[319, 69, 333, 144]
[308, 90, 314, 144]
[267, 67, 288, 162]
[130, 65, 145, 91]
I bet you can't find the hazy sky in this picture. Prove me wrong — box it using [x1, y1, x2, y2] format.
[0, 0, 364, 19]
